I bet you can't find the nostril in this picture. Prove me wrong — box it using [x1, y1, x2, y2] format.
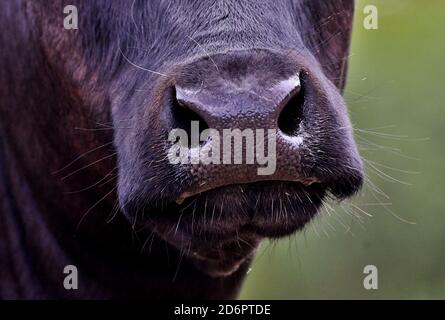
[277, 81, 305, 137]
[170, 86, 209, 142]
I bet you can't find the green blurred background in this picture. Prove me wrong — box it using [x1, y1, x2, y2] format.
[240, 0, 445, 299]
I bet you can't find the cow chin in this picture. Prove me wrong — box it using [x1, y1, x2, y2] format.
[120, 180, 330, 277]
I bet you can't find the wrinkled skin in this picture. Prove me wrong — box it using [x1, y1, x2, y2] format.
[0, 0, 362, 299]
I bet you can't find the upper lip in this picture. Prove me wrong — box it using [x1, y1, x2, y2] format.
[175, 177, 321, 204]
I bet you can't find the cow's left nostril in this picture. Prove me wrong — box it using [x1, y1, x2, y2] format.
[277, 81, 304, 137]
[170, 86, 209, 139]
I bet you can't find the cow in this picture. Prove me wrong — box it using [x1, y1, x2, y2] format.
[0, 0, 363, 299]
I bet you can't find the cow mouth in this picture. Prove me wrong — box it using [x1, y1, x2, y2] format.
[131, 180, 329, 277]
[175, 177, 321, 205]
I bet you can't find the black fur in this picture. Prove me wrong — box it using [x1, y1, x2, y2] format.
[0, 0, 361, 299]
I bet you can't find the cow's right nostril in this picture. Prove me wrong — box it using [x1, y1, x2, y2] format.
[277, 81, 304, 137]
[170, 87, 209, 139]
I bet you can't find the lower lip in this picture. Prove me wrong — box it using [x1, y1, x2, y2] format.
[176, 178, 321, 204]
[188, 254, 251, 278]
[186, 241, 259, 277]
[144, 225, 257, 277]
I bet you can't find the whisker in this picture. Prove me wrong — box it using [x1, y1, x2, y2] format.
[52, 141, 114, 174]
[187, 35, 219, 72]
[119, 47, 167, 77]
[363, 158, 412, 185]
[65, 167, 117, 194]
[61, 153, 117, 181]
[75, 186, 117, 234]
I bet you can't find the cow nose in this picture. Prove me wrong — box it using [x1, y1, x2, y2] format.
[167, 70, 311, 200]
[163, 51, 363, 203]
[174, 73, 302, 135]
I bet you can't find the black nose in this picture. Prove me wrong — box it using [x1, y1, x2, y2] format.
[175, 73, 302, 134]
[163, 50, 363, 202]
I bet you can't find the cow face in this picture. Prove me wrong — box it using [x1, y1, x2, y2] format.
[38, 0, 363, 277]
